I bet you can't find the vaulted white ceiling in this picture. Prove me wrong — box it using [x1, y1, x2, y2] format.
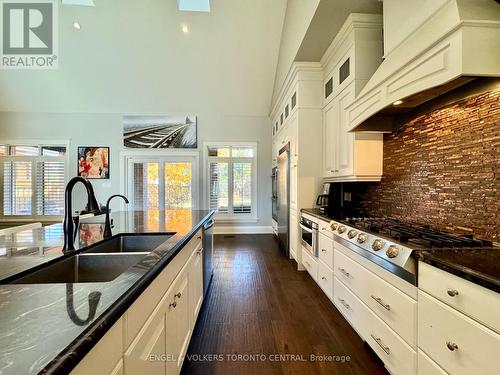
[0, 0, 286, 115]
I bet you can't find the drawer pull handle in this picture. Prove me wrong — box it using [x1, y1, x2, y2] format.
[371, 295, 391, 311]
[337, 298, 350, 310]
[321, 276, 327, 280]
[175, 292, 182, 299]
[338, 267, 350, 277]
[446, 341, 459, 351]
[447, 289, 459, 297]
[370, 334, 391, 355]
[304, 261, 311, 267]
[321, 249, 327, 253]
[169, 301, 177, 309]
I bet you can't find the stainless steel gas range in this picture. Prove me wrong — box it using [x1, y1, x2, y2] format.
[320, 215, 492, 285]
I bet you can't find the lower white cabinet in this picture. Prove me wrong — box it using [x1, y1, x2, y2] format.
[72, 229, 205, 375]
[124, 295, 168, 375]
[301, 248, 318, 282]
[188, 245, 203, 330]
[417, 350, 447, 375]
[71, 318, 124, 375]
[418, 290, 500, 375]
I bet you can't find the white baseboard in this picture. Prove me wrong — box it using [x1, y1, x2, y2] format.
[214, 225, 273, 234]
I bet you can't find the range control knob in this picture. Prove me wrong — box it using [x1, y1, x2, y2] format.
[386, 245, 400, 258]
[371, 239, 384, 251]
[357, 233, 368, 243]
[337, 225, 346, 234]
[330, 221, 338, 231]
[347, 229, 358, 239]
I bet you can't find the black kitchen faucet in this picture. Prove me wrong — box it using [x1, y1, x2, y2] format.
[62, 177, 101, 252]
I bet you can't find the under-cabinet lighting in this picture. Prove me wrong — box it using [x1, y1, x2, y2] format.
[181, 24, 189, 33]
[393, 100, 403, 106]
[73, 21, 81, 30]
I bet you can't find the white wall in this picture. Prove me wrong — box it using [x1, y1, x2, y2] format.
[271, 0, 320, 107]
[0, 0, 286, 229]
[0, 111, 272, 228]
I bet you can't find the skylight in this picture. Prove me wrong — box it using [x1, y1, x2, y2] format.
[177, 0, 210, 12]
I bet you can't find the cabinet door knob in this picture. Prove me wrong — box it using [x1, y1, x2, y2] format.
[169, 301, 177, 308]
[175, 292, 182, 299]
[321, 249, 327, 252]
[447, 289, 459, 297]
[446, 341, 459, 351]
[321, 276, 327, 280]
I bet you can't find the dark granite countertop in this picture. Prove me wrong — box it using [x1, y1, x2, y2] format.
[0, 209, 214, 375]
[415, 249, 500, 293]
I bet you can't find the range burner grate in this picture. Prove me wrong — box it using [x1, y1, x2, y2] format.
[345, 217, 491, 248]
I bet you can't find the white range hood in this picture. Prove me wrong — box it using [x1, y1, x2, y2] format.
[346, 0, 500, 132]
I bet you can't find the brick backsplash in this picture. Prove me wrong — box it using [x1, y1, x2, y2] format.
[354, 88, 500, 242]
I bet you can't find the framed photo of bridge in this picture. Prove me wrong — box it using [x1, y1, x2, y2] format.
[123, 115, 198, 149]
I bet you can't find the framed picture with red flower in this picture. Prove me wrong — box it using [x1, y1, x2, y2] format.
[77, 147, 110, 179]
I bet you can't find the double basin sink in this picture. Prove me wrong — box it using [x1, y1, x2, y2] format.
[3, 234, 175, 284]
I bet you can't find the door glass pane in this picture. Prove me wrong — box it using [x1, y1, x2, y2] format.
[233, 162, 252, 214]
[164, 162, 192, 209]
[209, 162, 228, 213]
[132, 162, 159, 211]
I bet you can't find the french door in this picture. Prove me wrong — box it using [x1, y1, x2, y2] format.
[124, 154, 199, 212]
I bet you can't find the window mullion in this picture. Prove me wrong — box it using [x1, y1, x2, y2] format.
[31, 159, 37, 216]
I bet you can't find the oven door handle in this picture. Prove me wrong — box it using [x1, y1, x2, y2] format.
[299, 224, 313, 233]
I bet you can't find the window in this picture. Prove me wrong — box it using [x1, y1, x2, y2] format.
[206, 143, 257, 220]
[0, 143, 68, 219]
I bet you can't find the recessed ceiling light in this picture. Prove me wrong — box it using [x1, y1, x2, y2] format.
[181, 24, 189, 33]
[393, 100, 403, 106]
[73, 21, 81, 30]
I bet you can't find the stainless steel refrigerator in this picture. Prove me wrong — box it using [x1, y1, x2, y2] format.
[277, 143, 290, 255]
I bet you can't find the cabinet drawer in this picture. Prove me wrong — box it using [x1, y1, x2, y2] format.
[335, 249, 417, 347]
[318, 233, 334, 269]
[333, 276, 363, 332]
[418, 290, 500, 375]
[317, 260, 333, 300]
[301, 248, 318, 282]
[417, 350, 447, 375]
[363, 303, 417, 375]
[419, 261, 500, 334]
[318, 220, 334, 240]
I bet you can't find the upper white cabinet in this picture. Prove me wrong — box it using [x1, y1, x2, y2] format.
[321, 14, 384, 181]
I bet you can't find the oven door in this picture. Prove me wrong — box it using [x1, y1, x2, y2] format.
[300, 217, 318, 256]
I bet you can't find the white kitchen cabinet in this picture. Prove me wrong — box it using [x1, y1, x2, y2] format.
[124, 298, 167, 375]
[322, 82, 383, 180]
[74, 229, 206, 375]
[71, 319, 124, 375]
[418, 261, 500, 334]
[320, 14, 384, 181]
[188, 244, 203, 330]
[323, 96, 338, 179]
[418, 290, 500, 375]
[166, 272, 190, 375]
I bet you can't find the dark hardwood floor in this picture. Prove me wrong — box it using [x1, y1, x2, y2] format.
[181, 234, 388, 375]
